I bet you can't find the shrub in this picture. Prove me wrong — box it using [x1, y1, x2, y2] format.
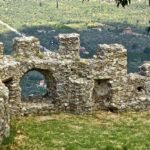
[144, 47, 150, 54]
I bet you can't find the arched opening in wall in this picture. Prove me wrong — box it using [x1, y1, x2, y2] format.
[92, 79, 112, 111]
[20, 69, 56, 103]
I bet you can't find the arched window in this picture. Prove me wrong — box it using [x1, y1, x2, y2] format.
[20, 69, 56, 102]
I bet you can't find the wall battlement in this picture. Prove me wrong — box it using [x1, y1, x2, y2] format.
[0, 33, 150, 143]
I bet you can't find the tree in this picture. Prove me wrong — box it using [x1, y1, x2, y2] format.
[56, 0, 59, 9]
[146, 21, 150, 35]
[115, 0, 150, 7]
[115, 0, 131, 7]
[144, 47, 150, 54]
[82, 0, 90, 3]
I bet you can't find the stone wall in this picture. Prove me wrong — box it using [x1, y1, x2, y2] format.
[13, 36, 40, 58]
[0, 80, 9, 144]
[0, 42, 4, 59]
[0, 33, 149, 118]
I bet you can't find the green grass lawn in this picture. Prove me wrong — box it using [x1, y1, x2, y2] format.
[1, 111, 150, 150]
[0, 0, 150, 29]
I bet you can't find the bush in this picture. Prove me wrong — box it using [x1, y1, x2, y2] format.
[131, 43, 138, 49]
[144, 47, 150, 54]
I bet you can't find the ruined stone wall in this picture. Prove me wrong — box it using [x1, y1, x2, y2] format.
[0, 80, 9, 144]
[99, 61, 150, 111]
[0, 42, 4, 59]
[0, 33, 149, 118]
[13, 36, 40, 58]
[90, 44, 127, 110]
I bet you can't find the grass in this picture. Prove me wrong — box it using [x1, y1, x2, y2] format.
[0, 0, 150, 29]
[1, 111, 150, 150]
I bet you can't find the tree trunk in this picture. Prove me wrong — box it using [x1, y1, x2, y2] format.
[56, 0, 59, 9]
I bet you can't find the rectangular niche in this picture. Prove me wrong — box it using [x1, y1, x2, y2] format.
[92, 79, 112, 110]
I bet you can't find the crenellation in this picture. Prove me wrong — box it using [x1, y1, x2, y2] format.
[13, 36, 40, 58]
[58, 33, 80, 60]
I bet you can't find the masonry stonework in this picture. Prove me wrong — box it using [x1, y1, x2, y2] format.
[0, 42, 4, 59]
[0, 80, 9, 144]
[0, 33, 150, 142]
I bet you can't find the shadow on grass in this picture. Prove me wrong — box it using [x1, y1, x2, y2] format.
[1, 22, 150, 72]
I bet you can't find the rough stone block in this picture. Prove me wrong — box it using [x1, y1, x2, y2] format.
[58, 33, 80, 60]
[139, 62, 150, 77]
[96, 44, 127, 59]
[13, 36, 40, 58]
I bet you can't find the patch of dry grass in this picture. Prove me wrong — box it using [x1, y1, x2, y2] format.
[1, 111, 150, 150]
